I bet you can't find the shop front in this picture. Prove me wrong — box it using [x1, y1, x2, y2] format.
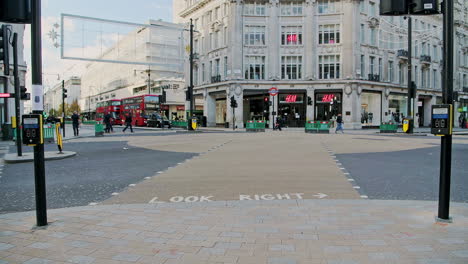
[216, 99, 227, 126]
[277, 93, 307, 127]
[459, 98, 468, 128]
[315, 92, 342, 122]
[361, 91, 381, 127]
[243, 93, 270, 127]
[170, 105, 185, 120]
[388, 93, 408, 123]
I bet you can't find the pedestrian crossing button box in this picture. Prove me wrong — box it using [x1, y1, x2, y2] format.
[431, 104, 452, 136]
[22, 114, 43, 146]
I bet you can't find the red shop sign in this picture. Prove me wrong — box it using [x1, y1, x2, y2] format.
[176, 106, 185, 111]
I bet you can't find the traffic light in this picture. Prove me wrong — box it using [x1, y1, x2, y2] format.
[307, 96, 313, 105]
[380, 0, 408, 16]
[62, 88, 67, 99]
[185, 90, 191, 101]
[410, 81, 417, 99]
[160, 90, 167, 103]
[230, 96, 238, 108]
[1, 25, 10, 75]
[0, 0, 32, 24]
[453, 91, 459, 102]
[20, 86, 30, 100]
[412, 0, 440, 15]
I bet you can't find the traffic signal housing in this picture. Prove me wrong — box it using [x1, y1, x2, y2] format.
[1, 25, 10, 75]
[160, 90, 167, 104]
[230, 96, 238, 108]
[62, 88, 67, 99]
[307, 96, 313, 105]
[20, 86, 30, 100]
[380, 0, 439, 16]
[0, 0, 32, 24]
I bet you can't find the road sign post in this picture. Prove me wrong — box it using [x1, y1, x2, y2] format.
[269, 87, 278, 129]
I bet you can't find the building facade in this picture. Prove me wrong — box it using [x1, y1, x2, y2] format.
[79, 20, 187, 119]
[174, 0, 468, 128]
[44, 76, 81, 115]
[0, 23, 27, 137]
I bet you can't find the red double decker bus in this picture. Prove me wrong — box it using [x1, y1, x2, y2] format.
[95, 99, 123, 125]
[121, 94, 159, 126]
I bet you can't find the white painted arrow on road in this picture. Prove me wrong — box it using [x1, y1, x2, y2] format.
[313, 193, 328, 199]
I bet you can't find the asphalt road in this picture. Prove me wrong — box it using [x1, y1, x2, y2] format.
[0, 138, 197, 214]
[336, 142, 468, 202]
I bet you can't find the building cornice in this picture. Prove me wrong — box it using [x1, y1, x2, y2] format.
[179, 0, 213, 18]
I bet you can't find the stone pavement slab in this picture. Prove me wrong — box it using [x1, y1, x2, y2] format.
[0, 200, 467, 264]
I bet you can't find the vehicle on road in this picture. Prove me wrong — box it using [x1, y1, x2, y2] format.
[147, 113, 172, 128]
[121, 95, 160, 126]
[95, 99, 123, 125]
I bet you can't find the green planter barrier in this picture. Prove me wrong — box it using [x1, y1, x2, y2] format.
[305, 121, 318, 133]
[95, 123, 104, 137]
[246, 120, 265, 132]
[66, 120, 96, 125]
[172, 120, 188, 128]
[14, 125, 55, 143]
[380, 122, 398, 133]
[317, 121, 330, 134]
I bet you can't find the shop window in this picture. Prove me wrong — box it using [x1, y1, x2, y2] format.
[319, 24, 340, 45]
[244, 25, 266, 46]
[244, 56, 265, 80]
[319, 55, 340, 79]
[281, 26, 303, 46]
[281, 56, 302, 80]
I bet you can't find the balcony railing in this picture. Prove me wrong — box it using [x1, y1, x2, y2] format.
[211, 75, 222, 83]
[368, 74, 380, 82]
[397, 49, 409, 58]
[420, 55, 431, 64]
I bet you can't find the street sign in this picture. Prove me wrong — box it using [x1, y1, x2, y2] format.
[269, 87, 278, 96]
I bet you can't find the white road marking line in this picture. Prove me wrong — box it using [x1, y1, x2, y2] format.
[336, 163, 342, 166]
[89, 202, 98, 206]
[111, 192, 119, 196]
[129, 184, 136, 187]
[348, 179, 355, 181]
[353, 186, 361, 189]
[157, 171, 164, 174]
[339, 167, 346, 170]
[360, 195, 369, 199]
[177, 163, 183, 165]
[144, 177, 151, 180]
[343, 172, 350, 175]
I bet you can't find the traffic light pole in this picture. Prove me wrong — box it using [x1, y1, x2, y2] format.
[188, 19, 194, 130]
[437, 0, 454, 222]
[62, 80, 65, 138]
[31, 0, 48, 227]
[406, 16, 414, 134]
[12, 32, 22, 156]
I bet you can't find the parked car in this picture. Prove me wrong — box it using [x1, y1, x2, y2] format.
[147, 113, 171, 128]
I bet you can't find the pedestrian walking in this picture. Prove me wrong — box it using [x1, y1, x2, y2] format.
[71, 111, 80, 136]
[274, 116, 282, 131]
[103, 113, 113, 133]
[122, 113, 134, 133]
[335, 113, 344, 134]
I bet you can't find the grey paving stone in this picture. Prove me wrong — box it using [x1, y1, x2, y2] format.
[153, 227, 176, 234]
[23, 258, 51, 264]
[452, 250, 468, 258]
[220, 231, 243, 238]
[0, 231, 18, 236]
[324, 246, 351, 253]
[159, 252, 184, 259]
[368, 252, 400, 260]
[96, 222, 116, 227]
[214, 242, 242, 249]
[199, 247, 226, 255]
[292, 234, 318, 240]
[67, 240, 91, 248]
[107, 239, 129, 246]
[268, 257, 297, 264]
[48, 232, 70, 238]
[182, 234, 207, 241]
[119, 229, 141, 235]
[112, 253, 141, 262]
[28, 242, 52, 249]
[0, 260, 8, 264]
[0, 242, 15, 250]
[67, 255, 96, 264]
[189, 225, 210, 231]
[269, 244, 295, 252]
[143, 237, 168, 244]
[360, 239, 387, 246]
[328, 260, 360, 264]
[81, 230, 105, 237]
[437, 238, 465, 244]
[404, 245, 433, 252]
[129, 220, 148, 225]
[255, 227, 279, 233]
[417, 259, 451, 264]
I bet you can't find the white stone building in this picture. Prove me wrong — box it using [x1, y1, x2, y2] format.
[0, 23, 27, 137]
[44, 76, 81, 115]
[79, 20, 187, 119]
[174, 0, 468, 128]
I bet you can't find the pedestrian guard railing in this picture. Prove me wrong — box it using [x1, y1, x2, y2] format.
[305, 121, 330, 134]
[171, 120, 188, 128]
[379, 122, 398, 133]
[246, 120, 266, 132]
